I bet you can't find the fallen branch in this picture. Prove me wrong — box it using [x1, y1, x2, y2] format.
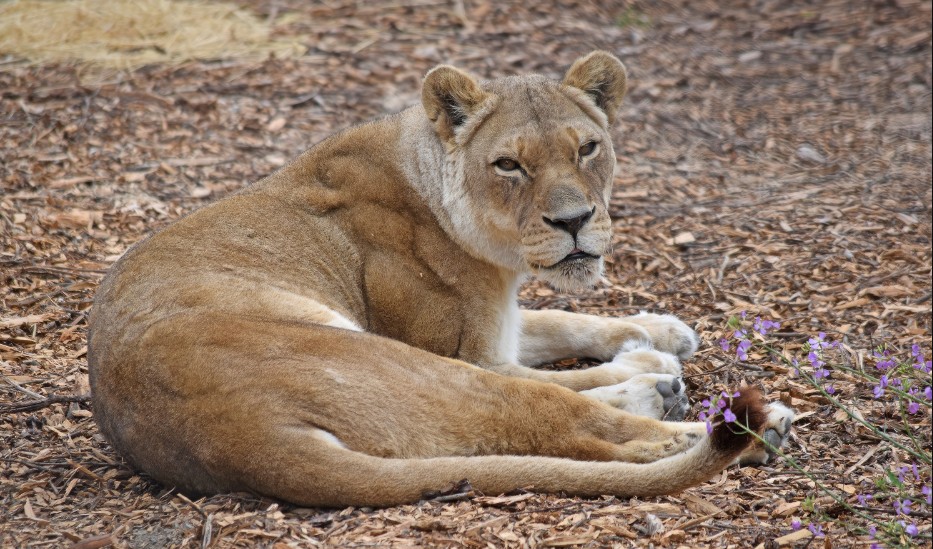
[0, 394, 90, 414]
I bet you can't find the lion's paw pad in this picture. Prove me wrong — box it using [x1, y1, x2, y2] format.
[582, 373, 689, 421]
[655, 377, 690, 421]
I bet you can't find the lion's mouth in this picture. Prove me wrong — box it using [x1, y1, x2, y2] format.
[554, 248, 599, 266]
[531, 247, 604, 290]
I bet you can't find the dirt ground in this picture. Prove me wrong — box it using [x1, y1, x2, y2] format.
[1, 0, 931, 547]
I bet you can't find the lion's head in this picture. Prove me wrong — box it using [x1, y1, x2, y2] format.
[421, 51, 627, 291]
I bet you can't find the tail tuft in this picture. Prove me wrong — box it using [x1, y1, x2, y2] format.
[710, 385, 767, 454]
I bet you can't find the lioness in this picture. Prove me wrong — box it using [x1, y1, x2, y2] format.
[88, 51, 792, 507]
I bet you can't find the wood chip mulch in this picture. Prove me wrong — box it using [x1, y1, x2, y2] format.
[1, 0, 930, 547]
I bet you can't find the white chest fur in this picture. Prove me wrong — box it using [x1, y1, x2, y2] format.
[495, 277, 522, 365]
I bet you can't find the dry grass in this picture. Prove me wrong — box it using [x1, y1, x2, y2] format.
[0, 0, 304, 69]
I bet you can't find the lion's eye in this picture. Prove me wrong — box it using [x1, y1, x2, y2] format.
[578, 141, 598, 158]
[494, 158, 521, 172]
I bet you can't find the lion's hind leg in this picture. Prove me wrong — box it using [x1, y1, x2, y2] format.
[610, 429, 702, 463]
[237, 387, 768, 507]
[139, 317, 769, 507]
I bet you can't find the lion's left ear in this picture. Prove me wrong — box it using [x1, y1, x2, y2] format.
[422, 65, 491, 144]
[562, 51, 628, 125]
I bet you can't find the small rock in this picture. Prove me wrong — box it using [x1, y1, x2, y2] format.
[265, 116, 287, 133]
[672, 231, 696, 245]
[739, 50, 762, 63]
[190, 186, 212, 199]
[796, 144, 827, 164]
[644, 513, 665, 536]
[264, 153, 287, 167]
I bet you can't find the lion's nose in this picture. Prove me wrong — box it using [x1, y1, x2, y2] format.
[542, 206, 595, 238]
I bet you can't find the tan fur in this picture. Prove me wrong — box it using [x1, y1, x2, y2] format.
[89, 52, 784, 507]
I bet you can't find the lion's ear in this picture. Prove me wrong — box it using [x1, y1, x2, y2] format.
[422, 65, 490, 143]
[562, 51, 628, 125]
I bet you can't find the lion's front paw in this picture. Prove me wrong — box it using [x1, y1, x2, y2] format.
[627, 313, 699, 360]
[581, 373, 690, 421]
[738, 402, 795, 465]
[607, 345, 683, 378]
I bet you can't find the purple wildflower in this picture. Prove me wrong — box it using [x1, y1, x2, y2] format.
[753, 316, 780, 336]
[808, 332, 830, 350]
[924, 386, 932, 401]
[791, 518, 801, 530]
[825, 384, 835, 394]
[723, 408, 737, 423]
[894, 498, 912, 515]
[908, 388, 922, 413]
[857, 493, 872, 506]
[719, 338, 730, 352]
[873, 375, 889, 399]
[868, 525, 877, 538]
[705, 421, 713, 435]
[900, 521, 919, 537]
[921, 485, 931, 505]
[875, 358, 896, 370]
[912, 345, 932, 372]
[737, 339, 752, 361]
[808, 523, 824, 538]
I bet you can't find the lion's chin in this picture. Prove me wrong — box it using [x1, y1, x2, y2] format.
[533, 255, 604, 293]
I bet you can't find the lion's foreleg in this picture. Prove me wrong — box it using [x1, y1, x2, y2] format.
[518, 310, 699, 365]
[493, 310, 682, 392]
[518, 309, 652, 365]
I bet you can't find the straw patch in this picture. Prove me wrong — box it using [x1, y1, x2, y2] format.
[0, 0, 304, 69]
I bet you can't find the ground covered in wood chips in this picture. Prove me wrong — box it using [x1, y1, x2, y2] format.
[2, 0, 931, 547]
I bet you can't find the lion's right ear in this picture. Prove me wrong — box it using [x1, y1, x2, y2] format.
[562, 51, 628, 125]
[422, 65, 490, 144]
